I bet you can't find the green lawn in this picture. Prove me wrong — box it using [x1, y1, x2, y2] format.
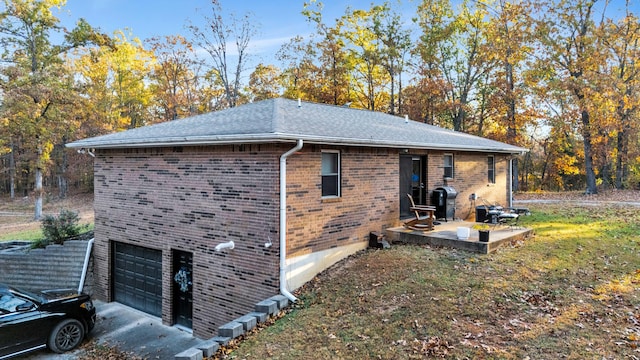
[0, 223, 95, 246]
[0, 210, 41, 241]
[223, 204, 640, 359]
[0, 228, 43, 241]
[0, 223, 94, 242]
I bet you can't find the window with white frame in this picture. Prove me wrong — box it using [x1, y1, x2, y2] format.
[487, 155, 495, 184]
[443, 154, 454, 179]
[321, 151, 340, 197]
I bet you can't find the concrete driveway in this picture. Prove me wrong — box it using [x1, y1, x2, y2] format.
[21, 301, 204, 360]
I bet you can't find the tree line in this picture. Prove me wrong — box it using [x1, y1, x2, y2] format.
[1, 0, 638, 218]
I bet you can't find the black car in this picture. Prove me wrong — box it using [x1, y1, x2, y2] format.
[0, 284, 96, 359]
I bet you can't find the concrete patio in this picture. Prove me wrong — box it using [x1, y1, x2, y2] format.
[386, 220, 533, 254]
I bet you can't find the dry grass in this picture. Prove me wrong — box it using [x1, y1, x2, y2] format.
[2, 191, 639, 359]
[514, 189, 640, 200]
[0, 192, 94, 241]
[221, 196, 640, 359]
[77, 341, 145, 360]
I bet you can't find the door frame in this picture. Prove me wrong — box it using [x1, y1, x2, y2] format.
[399, 154, 427, 218]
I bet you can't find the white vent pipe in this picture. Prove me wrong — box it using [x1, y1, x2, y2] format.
[214, 241, 235, 252]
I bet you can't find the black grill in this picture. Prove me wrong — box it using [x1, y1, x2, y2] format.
[431, 186, 457, 221]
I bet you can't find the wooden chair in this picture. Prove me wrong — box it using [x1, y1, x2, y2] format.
[404, 194, 436, 231]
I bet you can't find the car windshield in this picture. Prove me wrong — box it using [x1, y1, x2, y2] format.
[0, 294, 29, 312]
[10, 286, 45, 304]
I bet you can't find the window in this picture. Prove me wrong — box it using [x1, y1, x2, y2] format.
[443, 154, 454, 179]
[487, 155, 495, 184]
[321, 151, 340, 197]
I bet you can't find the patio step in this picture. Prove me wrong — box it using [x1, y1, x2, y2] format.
[385, 222, 533, 254]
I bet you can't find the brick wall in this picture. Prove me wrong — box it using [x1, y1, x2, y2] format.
[93, 144, 282, 339]
[93, 144, 401, 339]
[286, 146, 399, 257]
[92, 143, 510, 339]
[425, 151, 511, 220]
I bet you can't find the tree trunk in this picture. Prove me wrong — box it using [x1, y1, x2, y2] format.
[615, 90, 632, 189]
[9, 140, 15, 200]
[453, 92, 467, 132]
[581, 109, 598, 194]
[58, 144, 68, 198]
[332, 53, 339, 105]
[540, 141, 551, 190]
[505, 61, 516, 142]
[397, 69, 403, 115]
[521, 152, 529, 191]
[34, 166, 43, 220]
[389, 63, 396, 115]
[615, 128, 629, 189]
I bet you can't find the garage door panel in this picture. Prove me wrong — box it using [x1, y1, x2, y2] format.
[113, 242, 162, 317]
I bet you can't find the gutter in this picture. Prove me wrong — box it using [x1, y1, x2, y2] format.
[279, 139, 303, 302]
[78, 238, 94, 294]
[66, 134, 527, 155]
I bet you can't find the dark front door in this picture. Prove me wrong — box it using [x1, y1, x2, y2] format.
[172, 250, 193, 329]
[400, 155, 427, 218]
[400, 155, 413, 218]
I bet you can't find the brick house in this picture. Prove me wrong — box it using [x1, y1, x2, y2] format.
[67, 98, 526, 338]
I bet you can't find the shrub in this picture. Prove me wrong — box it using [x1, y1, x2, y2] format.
[41, 210, 82, 245]
[30, 238, 50, 249]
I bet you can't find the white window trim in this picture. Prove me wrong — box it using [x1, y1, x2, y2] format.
[443, 153, 454, 180]
[321, 150, 341, 198]
[488, 155, 496, 184]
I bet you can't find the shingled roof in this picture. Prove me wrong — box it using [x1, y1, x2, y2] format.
[66, 98, 527, 154]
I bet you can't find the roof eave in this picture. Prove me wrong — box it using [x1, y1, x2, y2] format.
[66, 133, 528, 155]
[65, 133, 281, 149]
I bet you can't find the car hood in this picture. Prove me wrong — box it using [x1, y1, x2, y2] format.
[39, 288, 83, 301]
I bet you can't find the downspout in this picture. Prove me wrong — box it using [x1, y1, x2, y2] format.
[279, 139, 303, 302]
[508, 157, 513, 208]
[78, 238, 94, 294]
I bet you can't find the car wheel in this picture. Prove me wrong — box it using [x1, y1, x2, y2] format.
[48, 318, 85, 353]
